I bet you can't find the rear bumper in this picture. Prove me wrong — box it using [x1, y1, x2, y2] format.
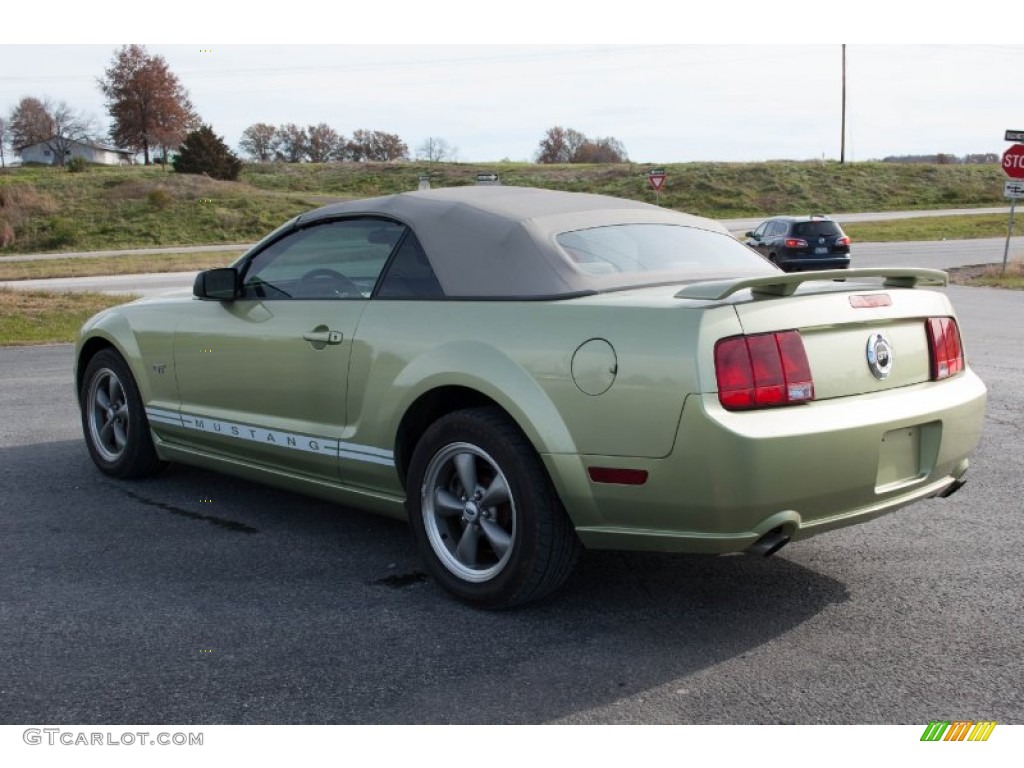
[547, 369, 986, 553]
[779, 255, 850, 272]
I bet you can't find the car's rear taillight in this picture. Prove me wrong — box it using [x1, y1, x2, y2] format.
[715, 331, 815, 410]
[926, 317, 964, 380]
[784, 238, 808, 248]
[836, 236, 851, 246]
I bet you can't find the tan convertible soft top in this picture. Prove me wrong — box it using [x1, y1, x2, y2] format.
[295, 186, 732, 298]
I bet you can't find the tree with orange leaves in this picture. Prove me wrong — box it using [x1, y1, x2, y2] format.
[98, 44, 199, 165]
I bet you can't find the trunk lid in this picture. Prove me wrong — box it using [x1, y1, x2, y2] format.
[678, 269, 952, 401]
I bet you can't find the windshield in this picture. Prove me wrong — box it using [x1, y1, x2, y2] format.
[555, 224, 777, 284]
[792, 221, 842, 238]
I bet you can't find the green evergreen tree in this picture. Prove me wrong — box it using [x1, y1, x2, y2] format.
[172, 125, 242, 180]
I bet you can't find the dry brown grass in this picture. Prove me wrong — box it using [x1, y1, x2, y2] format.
[0, 184, 59, 216]
[0, 182, 60, 244]
[104, 174, 248, 204]
[948, 260, 1024, 290]
[0, 184, 62, 251]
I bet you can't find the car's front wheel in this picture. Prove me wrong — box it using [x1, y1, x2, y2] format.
[80, 348, 164, 479]
[407, 407, 581, 609]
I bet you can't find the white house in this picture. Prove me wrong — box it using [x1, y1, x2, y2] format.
[17, 137, 135, 166]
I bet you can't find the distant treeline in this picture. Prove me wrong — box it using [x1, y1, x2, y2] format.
[881, 153, 998, 164]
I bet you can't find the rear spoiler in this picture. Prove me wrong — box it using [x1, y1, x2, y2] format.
[674, 268, 948, 301]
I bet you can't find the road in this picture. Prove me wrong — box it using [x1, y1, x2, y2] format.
[0, 285, 1021, 725]
[2, 271, 199, 296]
[721, 206, 1012, 234]
[3, 236, 1021, 297]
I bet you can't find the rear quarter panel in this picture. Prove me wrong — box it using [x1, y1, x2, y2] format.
[348, 297, 742, 461]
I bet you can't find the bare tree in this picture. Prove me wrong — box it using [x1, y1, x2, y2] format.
[563, 128, 587, 160]
[416, 136, 458, 163]
[535, 126, 586, 163]
[43, 101, 99, 166]
[0, 116, 8, 168]
[535, 126, 569, 164]
[307, 123, 341, 163]
[9, 99, 96, 166]
[344, 129, 370, 162]
[275, 123, 308, 163]
[573, 136, 628, 163]
[239, 123, 279, 162]
[535, 126, 627, 164]
[346, 130, 408, 162]
[373, 131, 409, 162]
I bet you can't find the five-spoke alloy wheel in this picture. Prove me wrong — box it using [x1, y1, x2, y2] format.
[421, 442, 516, 583]
[80, 349, 164, 479]
[407, 407, 581, 608]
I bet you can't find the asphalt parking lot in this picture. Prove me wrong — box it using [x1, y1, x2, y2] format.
[0, 285, 1021, 725]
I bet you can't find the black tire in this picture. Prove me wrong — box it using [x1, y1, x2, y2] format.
[80, 348, 165, 479]
[406, 407, 581, 609]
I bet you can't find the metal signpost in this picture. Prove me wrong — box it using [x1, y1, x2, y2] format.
[1001, 138, 1024, 274]
[647, 168, 667, 205]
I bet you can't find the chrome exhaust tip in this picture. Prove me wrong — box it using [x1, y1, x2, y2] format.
[747, 527, 791, 558]
[938, 478, 967, 499]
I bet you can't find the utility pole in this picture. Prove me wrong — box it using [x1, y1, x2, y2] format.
[840, 44, 847, 165]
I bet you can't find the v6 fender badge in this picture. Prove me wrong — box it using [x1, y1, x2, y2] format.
[866, 333, 893, 379]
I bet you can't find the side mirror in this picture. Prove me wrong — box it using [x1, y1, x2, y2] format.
[193, 267, 240, 300]
[745, 231, 757, 239]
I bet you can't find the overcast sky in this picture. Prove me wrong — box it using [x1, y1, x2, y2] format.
[2, 7, 1020, 164]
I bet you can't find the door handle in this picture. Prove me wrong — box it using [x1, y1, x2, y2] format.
[302, 328, 343, 348]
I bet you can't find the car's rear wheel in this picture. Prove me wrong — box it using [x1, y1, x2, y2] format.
[407, 407, 581, 609]
[81, 349, 164, 479]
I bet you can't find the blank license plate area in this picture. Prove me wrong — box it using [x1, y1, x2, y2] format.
[876, 426, 923, 491]
[815, 246, 829, 255]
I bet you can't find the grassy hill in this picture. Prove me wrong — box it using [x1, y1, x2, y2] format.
[0, 160, 1009, 255]
[244, 160, 1008, 216]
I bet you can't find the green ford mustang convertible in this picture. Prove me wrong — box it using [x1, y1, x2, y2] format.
[75, 187, 987, 608]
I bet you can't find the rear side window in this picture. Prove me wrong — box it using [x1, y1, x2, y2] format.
[375, 232, 445, 299]
[792, 221, 842, 238]
[556, 224, 777, 281]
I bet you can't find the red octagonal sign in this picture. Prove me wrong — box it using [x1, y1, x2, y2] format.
[1002, 143, 1024, 179]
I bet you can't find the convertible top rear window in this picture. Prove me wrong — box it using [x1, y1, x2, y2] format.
[556, 224, 776, 282]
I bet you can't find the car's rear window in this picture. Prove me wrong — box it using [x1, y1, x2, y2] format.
[556, 224, 776, 283]
[791, 221, 842, 238]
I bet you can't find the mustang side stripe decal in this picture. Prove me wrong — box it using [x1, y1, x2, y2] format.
[339, 450, 395, 467]
[147, 415, 184, 427]
[144, 407, 394, 466]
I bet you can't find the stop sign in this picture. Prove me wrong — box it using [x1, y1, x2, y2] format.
[1002, 144, 1024, 179]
